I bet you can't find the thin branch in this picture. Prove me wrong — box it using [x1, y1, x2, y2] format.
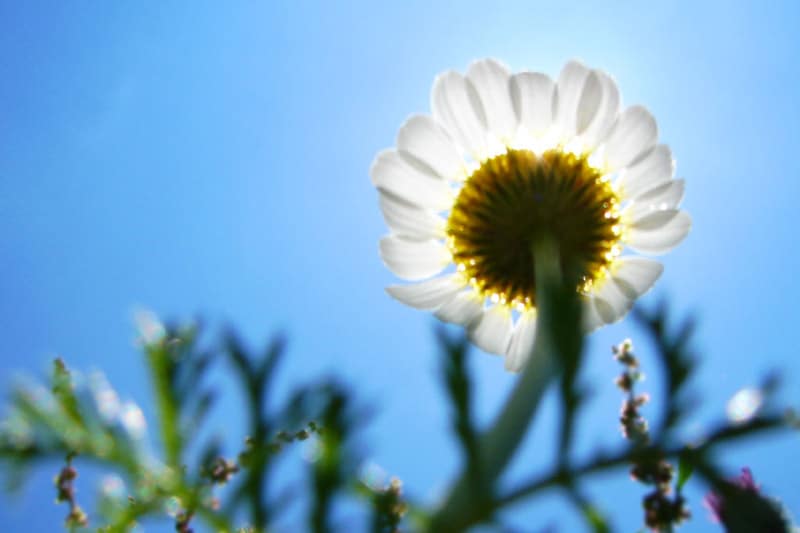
[497, 415, 786, 511]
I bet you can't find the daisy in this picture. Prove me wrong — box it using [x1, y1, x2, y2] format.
[372, 59, 690, 372]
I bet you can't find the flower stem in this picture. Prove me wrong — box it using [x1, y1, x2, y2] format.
[145, 339, 183, 469]
[429, 237, 573, 530]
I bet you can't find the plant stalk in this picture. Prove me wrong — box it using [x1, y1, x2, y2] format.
[429, 238, 568, 530]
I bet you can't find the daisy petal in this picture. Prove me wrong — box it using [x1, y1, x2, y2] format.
[466, 58, 517, 143]
[396, 114, 465, 181]
[468, 305, 512, 356]
[604, 105, 658, 171]
[578, 70, 620, 149]
[626, 210, 692, 255]
[593, 280, 633, 324]
[505, 309, 537, 372]
[431, 70, 488, 159]
[510, 71, 555, 136]
[626, 179, 685, 221]
[555, 60, 591, 137]
[630, 207, 684, 229]
[379, 191, 445, 240]
[370, 149, 454, 210]
[379, 235, 451, 281]
[582, 297, 605, 332]
[616, 144, 675, 199]
[612, 257, 663, 300]
[435, 290, 484, 326]
[385, 274, 466, 310]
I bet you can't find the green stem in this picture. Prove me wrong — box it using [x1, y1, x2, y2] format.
[146, 342, 182, 469]
[495, 414, 785, 510]
[429, 238, 566, 531]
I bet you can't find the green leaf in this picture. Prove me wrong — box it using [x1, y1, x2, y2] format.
[676, 454, 693, 492]
[51, 359, 85, 429]
[582, 504, 610, 533]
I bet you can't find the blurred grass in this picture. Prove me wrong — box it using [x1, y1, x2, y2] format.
[0, 297, 793, 532]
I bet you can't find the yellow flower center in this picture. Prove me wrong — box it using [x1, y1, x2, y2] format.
[446, 148, 622, 310]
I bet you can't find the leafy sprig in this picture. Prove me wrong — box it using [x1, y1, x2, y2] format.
[0, 292, 795, 532]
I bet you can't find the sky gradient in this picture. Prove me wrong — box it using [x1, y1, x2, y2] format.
[1, 1, 799, 531]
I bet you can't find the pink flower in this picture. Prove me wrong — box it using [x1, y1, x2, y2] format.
[704, 468, 760, 523]
[704, 467, 791, 533]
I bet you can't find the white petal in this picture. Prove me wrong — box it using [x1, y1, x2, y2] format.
[379, 235, 451, 281]
[616, 144, 675, 199]
[577, 70, 620, 148]
[592, 279, 633, 325]
[435, 290, 484, 326]
[431, 70, 488, 159]
[582, 298, 605, 332]
[370, 149, 454, 211]
[396, 114, 465, 181]
[466, 59, 517, 143]
[629, 207, 684, 229]
[511, 72, 555, 136]
[626, 210, 692, 255]
[385, 274, 466, 310]
[611, 257, 663, 300]
[604, 105, 658, 171]
[468, 305, 512, 355]
[555, 60, 591, 137]
[505, 310, 537, 372]
[625, 179, 685, 221]
[379, 192, 445, 240]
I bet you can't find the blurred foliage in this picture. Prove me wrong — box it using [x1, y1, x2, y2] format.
[0, 292, 796, 531]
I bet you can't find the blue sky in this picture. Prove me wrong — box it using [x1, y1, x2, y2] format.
[1, 1, 798, 531]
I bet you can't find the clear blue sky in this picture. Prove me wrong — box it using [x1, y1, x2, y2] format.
[1, 1, 798, 531]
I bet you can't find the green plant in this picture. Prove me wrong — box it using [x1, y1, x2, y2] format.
[0, 277, 794, 532]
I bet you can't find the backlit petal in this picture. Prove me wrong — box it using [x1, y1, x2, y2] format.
[612, 257, 663, 300]
[468, 305, 513, 355]
[604, 106, 658, 171]
[555, 60, 591, 137]
[370, 149, 454, 210]
[435, 290, 484, 326]
[577, 69, 620, 149]
[396, 114, 465, 181]
[466, 58, 517, 143]
[386, 274, 467, 310]
[379, 235, 451, 281]
[505, 310, 537, 372]
[593, 279, 633, 324]
[431, 71, 488, 159]
[625, 179, 685, 221]
[616, 144, 675, 199]
[582, 297, 605, 332]
[379, 191, 446, 240]
[511, 72, 555, 137]
[626, 210, 692, 255]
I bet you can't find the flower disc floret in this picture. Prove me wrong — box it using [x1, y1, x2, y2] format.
[447, 148, 621, 309]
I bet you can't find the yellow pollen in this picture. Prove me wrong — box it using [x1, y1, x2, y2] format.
[446, 148, 622, 309]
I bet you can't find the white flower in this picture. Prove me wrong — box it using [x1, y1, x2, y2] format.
[372, 59, 690, 372]
[88, 371, 122, 423]
[132, 307, 166, 346]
